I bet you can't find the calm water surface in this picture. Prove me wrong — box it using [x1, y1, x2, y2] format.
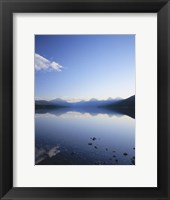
[35, 108, 135, 165]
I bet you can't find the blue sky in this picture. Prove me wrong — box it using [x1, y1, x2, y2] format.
[35, 35, 135, 101]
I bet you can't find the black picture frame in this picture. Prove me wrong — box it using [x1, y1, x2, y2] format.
[0, 0, 170, 199]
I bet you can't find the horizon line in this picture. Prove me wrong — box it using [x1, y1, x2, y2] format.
[35, 94, 135, 102]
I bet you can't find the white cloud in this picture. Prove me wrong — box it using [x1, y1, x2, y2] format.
[35, 53, 62, 72]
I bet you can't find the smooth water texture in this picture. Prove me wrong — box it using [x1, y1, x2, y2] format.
[35, 108, 135, 165]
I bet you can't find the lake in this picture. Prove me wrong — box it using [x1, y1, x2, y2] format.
[35, 108, 135, 165]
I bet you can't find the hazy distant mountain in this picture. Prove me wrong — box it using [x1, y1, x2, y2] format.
[35, 99, 68, 109]
[71, 97, 122, 107]
[89, 98, 98, 102]
[50, 98, 71, 106]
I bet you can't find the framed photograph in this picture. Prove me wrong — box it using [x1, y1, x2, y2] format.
[0, 0, 170, 199]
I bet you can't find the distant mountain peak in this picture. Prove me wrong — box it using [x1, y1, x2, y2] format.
[107, 97, 113, 101]
[89, 98, 98, 102]
[51, 98, 65, 102]
[54, 98, 63, 100]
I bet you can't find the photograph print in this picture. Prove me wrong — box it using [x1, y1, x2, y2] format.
[35, 35, 135, 165]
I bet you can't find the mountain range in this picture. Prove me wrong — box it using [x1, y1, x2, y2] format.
[35, 95, 135, 109]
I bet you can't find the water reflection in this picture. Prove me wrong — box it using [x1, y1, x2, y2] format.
[35, 106, 135, 119]
[35, 108, 135, 165]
